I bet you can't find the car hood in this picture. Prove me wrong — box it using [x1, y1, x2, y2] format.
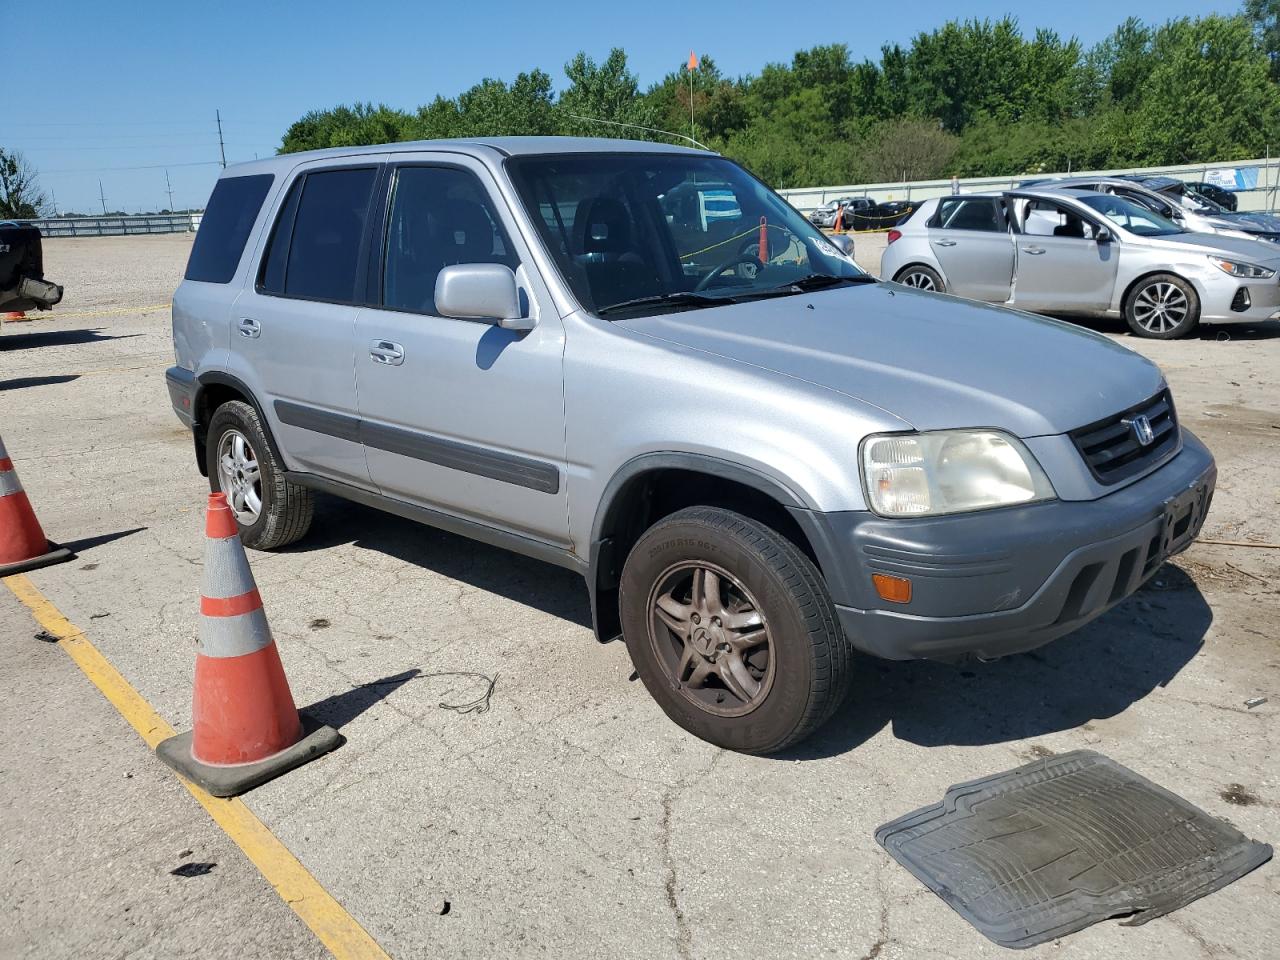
[1146, 231, 1280, 264]
[617, 284, 1163, 437]
[1218, 210, 1280, 232]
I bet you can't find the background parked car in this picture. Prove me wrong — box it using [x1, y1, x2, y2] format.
[1115, 175, 1280, 243]
[880, 187, 1280, 338]
[1189, 181, 1238, 211]
[1045, 176, 1277, 244]
[873, 200, 917, 227]
[807, 197, 863, 228]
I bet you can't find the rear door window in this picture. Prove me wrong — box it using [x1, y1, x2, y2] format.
[934, 198, 1002, 232]
[185, 174, 273, 283]
[279, 167, 378, 303]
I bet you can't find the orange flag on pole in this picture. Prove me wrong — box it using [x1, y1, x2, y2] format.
[688, 50, 699, 71]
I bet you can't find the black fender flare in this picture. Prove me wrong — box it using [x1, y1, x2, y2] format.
[586, 451, 849, 642]
[194, 371, 287, 470]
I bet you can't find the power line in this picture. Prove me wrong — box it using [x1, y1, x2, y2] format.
[42, 159, 223, 174]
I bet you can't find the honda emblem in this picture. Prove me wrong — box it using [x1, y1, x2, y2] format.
[1125, 414, 1155, 446]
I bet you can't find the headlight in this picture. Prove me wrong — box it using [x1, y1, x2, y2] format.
[860, 430, 1056, 517]
[1209, 256, 1276, 279]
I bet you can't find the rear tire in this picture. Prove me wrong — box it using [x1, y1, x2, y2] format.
[206, 400, 313, 550]
[895, 264, 945, 292]
[619, 507, 852, 754]
[1123, 273, 1200, 339]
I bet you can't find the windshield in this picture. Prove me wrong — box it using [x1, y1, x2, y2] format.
[1076, 194, 1185, 237]
[505, 153, 867, 317]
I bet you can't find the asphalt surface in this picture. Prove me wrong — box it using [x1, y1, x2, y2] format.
[0, 588, 325, 960]
[1, 233, 1276, 959]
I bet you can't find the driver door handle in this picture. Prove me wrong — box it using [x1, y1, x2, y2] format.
[370, 339, 404, 366]
[1022, 246, 1046, 255]
[935, 239, 957, 247]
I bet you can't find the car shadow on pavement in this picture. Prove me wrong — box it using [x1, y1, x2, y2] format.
[0, 374, 81, 391]
[288, 495, 593, 629]
[781, 563, 1212, 760]
[1057, 314, 1280, 342]
[0, 328, 142, 351]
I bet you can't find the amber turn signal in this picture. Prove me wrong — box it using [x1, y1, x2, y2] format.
[872, 573, 912, 604]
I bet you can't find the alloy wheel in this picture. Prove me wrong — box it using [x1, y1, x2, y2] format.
[900, 269, 938, 291]
[1132, 282, 1189, 334]
[216, 429, 263, 526]
[647, 561, 775, 717]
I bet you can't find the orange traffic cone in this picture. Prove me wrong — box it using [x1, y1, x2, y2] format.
[2, 310, 28, 322]
[156, 493, 340, 796]
[0, 434, 74, 576]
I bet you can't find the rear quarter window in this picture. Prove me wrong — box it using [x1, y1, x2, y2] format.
[185, 174, 274, 283]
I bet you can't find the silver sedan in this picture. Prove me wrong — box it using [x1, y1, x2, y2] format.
[880, 187, 1280, 338]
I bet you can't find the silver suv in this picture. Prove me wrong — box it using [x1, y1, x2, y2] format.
[168, 138, 1215, 753]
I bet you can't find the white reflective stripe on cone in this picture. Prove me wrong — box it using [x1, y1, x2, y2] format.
[0, 468, 23, 497]
[0, 436, 9, 460]
[198, 606, 275, 658]
[203, 535, 259, 599]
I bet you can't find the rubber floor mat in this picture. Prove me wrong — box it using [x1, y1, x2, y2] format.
[876, 750, 1271, 949]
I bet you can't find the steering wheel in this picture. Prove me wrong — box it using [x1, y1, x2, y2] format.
[694, 253, 765, 292]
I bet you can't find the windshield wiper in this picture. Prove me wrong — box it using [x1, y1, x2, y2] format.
[596, 290, 735, 318]
[733, 273, 878, 301]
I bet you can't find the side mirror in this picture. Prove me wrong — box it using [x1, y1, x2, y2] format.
[1095, 228, 1112, 244]
[829, 234, 855, 258]
[434, 264, 534, 332]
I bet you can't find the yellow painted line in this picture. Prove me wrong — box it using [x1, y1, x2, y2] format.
[3, 573, 391, 960]
[39, 302, 171, 321]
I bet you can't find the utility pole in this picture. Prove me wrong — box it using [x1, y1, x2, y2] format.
[165, 170, 176, 212]
[216, 109, 227, 169]
[98, 180, 108, 215]
[50, 189, 58, 217]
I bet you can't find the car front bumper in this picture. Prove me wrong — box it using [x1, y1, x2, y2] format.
[1199, 272, 1280, 323]
[808, 430, 1215, 662]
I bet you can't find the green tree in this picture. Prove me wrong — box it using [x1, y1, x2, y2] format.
[856, 118, 959, 182]
[557, 49, 658, 138]
[1245, 0, 1280, 78]
[1125, 15, 1280, 164]
[279, 103, 416, 153]
[642, 55, 749, 144]
[0, 148, 47, 219]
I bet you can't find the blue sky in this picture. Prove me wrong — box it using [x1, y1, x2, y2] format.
[4, 0, 1233, 213]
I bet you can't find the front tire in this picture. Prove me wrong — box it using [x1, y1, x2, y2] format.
[619, 507, 852, 754]
[1124, 273, 1200, 339]
[895, 264, 944, 292]
[205, 400, 313, 550]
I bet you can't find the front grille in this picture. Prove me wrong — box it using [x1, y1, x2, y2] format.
[1070, 389, 1179, 485]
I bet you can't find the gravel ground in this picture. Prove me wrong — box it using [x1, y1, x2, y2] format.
[1, 233, 1276, 960]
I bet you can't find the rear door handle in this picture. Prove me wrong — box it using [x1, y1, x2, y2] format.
[237, 317, 261, 338]
[369, 339, 404, 366]
[935, 239, 957, 247]
[1022, 246, 1046, 255]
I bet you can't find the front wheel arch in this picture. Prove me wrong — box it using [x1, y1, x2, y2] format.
[893, 263, 946, 292]
[1121, 271, 1201, 339]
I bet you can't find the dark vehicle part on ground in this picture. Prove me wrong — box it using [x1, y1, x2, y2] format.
[0, 224, 64, 313]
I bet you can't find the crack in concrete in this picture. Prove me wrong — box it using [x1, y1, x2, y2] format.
[659, 787, 692, 960]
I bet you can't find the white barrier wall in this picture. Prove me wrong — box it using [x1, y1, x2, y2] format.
[778, 157, 1279, 215]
